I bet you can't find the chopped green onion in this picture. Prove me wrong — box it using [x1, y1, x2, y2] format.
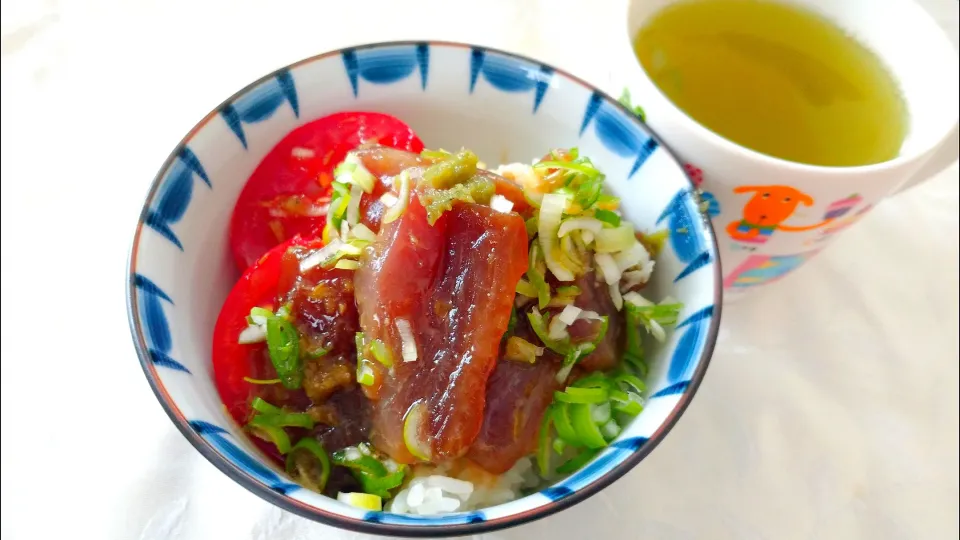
[265, 315, 302, 390]
[555, 448, 600, 475]
[286, 438, 331, 493]
[243, 377, 282, 385]
[304, 345, 330, 359]
[249, 411, 315, 430]
[594, 209, 621, 227]
[555, 285, 581, 297]
[554, 386, 609, 404]
[618, 88, 646, 122]
[422, 150, 478, 189]
[590, 402, 612, 424]
[612, 397, 643, 416]
[614, 373, 646, 394]
[552, 403, 581, 446]
[331, 181, 350, 198]
[525, 216, 539, 238]
[334, 259, 360, 270]
[355, 468, 406, 499]
[249, 306, 274, 324]
[247, 424, 291, 454]
[356, 360, 375, 386]
[382, 170, 411, 224]
[335, 153, 377, 193]
[526, 244, 551, 309]
[639, 229, 668, 258]
[332, 450, 389, 477]
[552, 438, 567, 455]
[368, 339, 392, 368]
[251, 397, 283, 415]
[515, 278, 538, 298]
[569, 403, 608, 449]
[533, 160, 601, 180]
[504, 336, 541, 364]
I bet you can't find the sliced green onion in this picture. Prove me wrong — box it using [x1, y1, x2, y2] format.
[382, 170, 411, 224]
[552, 438, 567, 455]
[249, 411, 315, 430]
[555, 285, 581, 297]
[422, 150, 478, 189]
[337, 242, 364, 257]
[537, 403, 554, 477]
[355, 468, 406, 498]
[552, 403, 581, 446]
[249, 306, 274, 324]
[515, 278, 538, 298]
[334, 259, 360, 270]
[572, 372, 612, 390]
[368, 339, 392, 368]
[554, 386, 609, 404]
[526, 244, 551, 309]
[525, 216, 539, 238]
[613, 397, 643, 416]
[243, 377, 281, 385]
[332, 450, 389, 477]
[247, 424, 291, 454]
[569, 403, 608, 449]
[601, 419, 621, 440]
[594, 209, 621, 227]
[557, 217, 604, 238]
[286, 438, 331, 493]
[304, 345, 330, 359]
[614, 373, 646, 394]
[351, 223, 376, 242]
[504, 336, 541, 364]
[331, 181, 350, 198]
[590, 402, 612, 424]
[251, 397, 283, 415]
[356, 360, 375, 386]
[266, 316, 302, 390]
[534, 160, 601, 180]
[639, 229, 668, 258]
[335, 153, 377, 193]
[555, 448, 600, 475]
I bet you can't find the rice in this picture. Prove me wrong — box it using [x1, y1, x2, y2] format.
[386, 457, 539, 515]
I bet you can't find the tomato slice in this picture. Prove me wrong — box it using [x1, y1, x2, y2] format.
[228, 112, 424, 272]
[213, 236, 316, 424]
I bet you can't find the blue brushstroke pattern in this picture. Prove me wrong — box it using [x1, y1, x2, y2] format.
[541, 437, 649, 501]
[656, 189, 713, 281]
[190, 420, 300, 495]
[144, 146, 210, 250]
[135, 274, 189, 374]
[342, 44, 430, 97]
[580, 91, 658, 178]
[220, 69, 299, 148]
[649, 305, 715, 397]
[468, 48, 553, 112]
[364, 511, 486, 525]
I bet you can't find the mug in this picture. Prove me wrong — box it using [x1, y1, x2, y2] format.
[612, 0, 959, 302]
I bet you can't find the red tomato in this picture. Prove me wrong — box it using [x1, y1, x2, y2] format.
[228, 112, 424, 272]
[213, 236, 316, 424]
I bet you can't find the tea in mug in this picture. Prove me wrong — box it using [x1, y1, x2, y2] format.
[634, 0, 908, 167]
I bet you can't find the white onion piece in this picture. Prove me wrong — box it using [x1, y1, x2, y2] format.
[299, 239, 343, 272]
[346, 183, 363, 226]
[613, 242, 650, 272]
[649, 318, 666, 342]
[396, 318, 418, 362]
[548, 315, 570, 341]
[578, 310, 604, 321]
[238, 325, 266, 344]
[557, 305, 583, 325]
[621, 265, 655, 292]
[558, 217, 604, 238]
[383, 171, 411, 224]
[489, 194, 514, 213]
[340, 218, 350, 240]
[539, 193, 575, 281]
[581, 230, 595, 245]
[380, 192, 399, 208]
[609, 283, 623, 310]
[594, 252, 621, 284]
[622, 291, 653, 307]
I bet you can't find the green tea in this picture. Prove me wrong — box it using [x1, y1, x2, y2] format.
[634, 0, 907, 167]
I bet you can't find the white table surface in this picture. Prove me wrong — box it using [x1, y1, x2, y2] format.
[1, 1, 957, 539]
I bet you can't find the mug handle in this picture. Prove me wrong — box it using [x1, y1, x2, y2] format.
[894, 124, 959, 195]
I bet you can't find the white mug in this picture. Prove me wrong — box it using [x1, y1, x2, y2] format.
[612, 0, 959, 302]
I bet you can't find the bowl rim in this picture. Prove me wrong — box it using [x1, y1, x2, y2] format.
[126, 39, 723, 537]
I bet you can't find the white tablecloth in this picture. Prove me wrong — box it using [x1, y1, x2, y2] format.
[1, 1, 957, 539]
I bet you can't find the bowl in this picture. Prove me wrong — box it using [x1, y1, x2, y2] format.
[126, 41, 721, 537]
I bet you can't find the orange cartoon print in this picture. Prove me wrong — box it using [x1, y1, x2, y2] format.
[726, 185, 833, 244]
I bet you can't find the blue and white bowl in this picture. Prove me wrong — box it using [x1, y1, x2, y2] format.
[127, 41, 721, 536]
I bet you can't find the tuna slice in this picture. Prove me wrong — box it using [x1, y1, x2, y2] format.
[354, 194, 528, 463]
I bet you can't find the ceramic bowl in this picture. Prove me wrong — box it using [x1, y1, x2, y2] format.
[126, 41, 721, 537]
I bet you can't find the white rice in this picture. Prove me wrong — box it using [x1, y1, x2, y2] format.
[386, 457, 539, 515]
